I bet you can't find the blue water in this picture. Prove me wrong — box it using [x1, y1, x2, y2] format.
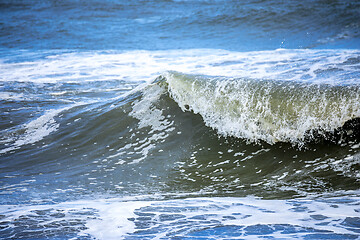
[1, 0, 359, 51]
[1, 0, 360, 239]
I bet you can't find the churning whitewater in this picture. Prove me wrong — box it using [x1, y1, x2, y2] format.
[161, 71, 360, 144]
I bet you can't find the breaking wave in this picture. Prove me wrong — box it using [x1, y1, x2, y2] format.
[153, 71, 360, 145]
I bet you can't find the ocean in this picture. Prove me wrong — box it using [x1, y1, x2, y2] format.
[1, 0, 360, 239]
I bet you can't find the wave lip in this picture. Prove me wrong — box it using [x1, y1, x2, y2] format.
[161, 71, 360, 145]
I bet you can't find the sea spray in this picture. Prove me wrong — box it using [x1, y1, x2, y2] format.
[162, 71, 360, 145]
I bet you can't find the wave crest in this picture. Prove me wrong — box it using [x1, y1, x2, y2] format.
[160, 71, 360, 145]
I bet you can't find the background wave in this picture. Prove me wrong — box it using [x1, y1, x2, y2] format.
[1, 0, 359, 50]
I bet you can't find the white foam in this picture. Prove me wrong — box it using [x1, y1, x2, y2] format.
[1, 49, 359, 85]
[1, 194, 359, 239]
[0, 103, 83, 154]
[130, 84, 172, 132]
[0, 92, 26, 101]
[107, 84, 175, 164]
[81, 199, 145, 240]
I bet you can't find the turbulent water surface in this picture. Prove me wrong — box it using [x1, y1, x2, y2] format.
[1, 0, 360, 239]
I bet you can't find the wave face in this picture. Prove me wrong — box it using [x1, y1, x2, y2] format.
[163, 71, 360, 144]
[0, 49, 360, 239]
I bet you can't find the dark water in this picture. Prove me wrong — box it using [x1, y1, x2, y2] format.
[1, 0, 360, 239]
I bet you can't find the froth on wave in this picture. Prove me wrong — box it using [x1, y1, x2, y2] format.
[153, 71, 360, 145]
